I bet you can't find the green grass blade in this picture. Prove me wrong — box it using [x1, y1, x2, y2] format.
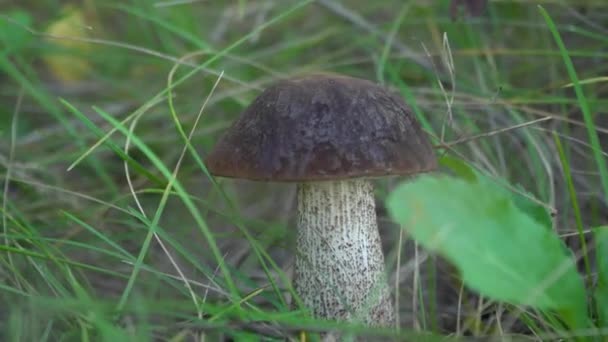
[539, 6, 608, 203]
[594, 227, 608, 327]
[552, 133, 592, 280]
[59, 99, 166, 187]
[85, 104, 239, 310]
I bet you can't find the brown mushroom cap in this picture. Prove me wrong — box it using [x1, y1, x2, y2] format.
[205, 73, 437, 182]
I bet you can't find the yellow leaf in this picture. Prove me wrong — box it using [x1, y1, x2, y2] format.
[43, 6, 93, 83]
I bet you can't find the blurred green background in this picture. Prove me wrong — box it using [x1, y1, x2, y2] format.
[1, 0, 608, 340]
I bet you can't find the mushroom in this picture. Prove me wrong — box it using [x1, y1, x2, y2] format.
[205, 73, 437, 327]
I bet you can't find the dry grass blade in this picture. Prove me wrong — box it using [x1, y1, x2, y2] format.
[121, 50, 225, 319]
[2, 87, 24, 290]
[436, 116, 554, 149]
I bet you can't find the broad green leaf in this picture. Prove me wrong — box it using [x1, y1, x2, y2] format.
[439, 155, 553, 228]
[499, 181, 553, 230]
[386, 175, 587, 329]
[439, 155, 478, 183]
[594, 226, 608, 327]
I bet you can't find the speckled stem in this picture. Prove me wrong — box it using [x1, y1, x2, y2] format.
[294, 179, 395, 326]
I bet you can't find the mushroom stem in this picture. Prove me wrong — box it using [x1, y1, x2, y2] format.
[294, 179, 395, 326]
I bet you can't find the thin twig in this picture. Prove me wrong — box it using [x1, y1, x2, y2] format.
[435, 116, 553, 149]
